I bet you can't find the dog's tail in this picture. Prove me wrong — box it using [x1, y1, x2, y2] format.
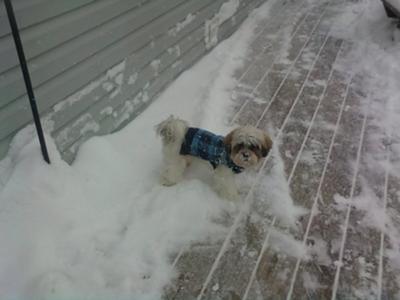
[155, 115, 188, 145]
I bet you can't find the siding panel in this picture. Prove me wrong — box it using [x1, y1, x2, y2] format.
[0, 0, 96, 38]
[0, 0, 150, 73]
[0, 0, 178, 107]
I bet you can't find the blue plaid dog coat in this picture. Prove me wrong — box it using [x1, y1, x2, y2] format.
[180, 127, 244, 174]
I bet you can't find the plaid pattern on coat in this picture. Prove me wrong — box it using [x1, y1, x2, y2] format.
[179, 127, 244, 174]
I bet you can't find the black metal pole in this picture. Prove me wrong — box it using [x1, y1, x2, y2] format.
[4, 0, 50, 164]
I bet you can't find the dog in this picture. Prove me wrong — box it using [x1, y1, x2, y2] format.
[155, 116, 273, 200]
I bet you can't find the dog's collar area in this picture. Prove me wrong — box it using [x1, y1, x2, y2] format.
[218, 160, 244, 174]
[221, 145, 244, 173]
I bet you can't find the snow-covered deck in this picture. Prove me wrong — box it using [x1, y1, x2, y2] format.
[2, 0, 400, 299]
[165, 1, 400, 299]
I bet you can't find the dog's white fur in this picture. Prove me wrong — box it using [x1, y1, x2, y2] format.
[156, 116, 272, 200]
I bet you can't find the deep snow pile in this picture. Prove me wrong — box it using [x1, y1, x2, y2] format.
[0, 1, 301, 299]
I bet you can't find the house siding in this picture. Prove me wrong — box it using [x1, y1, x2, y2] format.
[0, 0, 266, 162]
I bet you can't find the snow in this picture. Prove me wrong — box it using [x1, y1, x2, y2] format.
[0, 2, 284, 299]
[100, 106, 113, 116]
[150, 59, 161, 76]
[128, 72, 138, 85]
[167, 45, 181, 57]
[53, 60, 126, 113]
[0, 132, 228, 299]
[269, 228, 307, 258]
[253, 145, 307, 227]
[306, 237, 331, 266]
[168, 13, 196, 37]
[55, 114, 100, 150]
[205, 0, 240, 49]
[218, 0, 240, 23]
[302, 271, 324, 292]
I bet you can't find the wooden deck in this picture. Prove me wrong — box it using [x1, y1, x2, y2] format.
[164, 0, 400, 299]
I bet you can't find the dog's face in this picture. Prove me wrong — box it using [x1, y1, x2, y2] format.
[224, 126, 272, 169]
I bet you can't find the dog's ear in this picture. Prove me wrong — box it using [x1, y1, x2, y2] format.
[261, 133, 273, 157]
[224, 128, 238, 149]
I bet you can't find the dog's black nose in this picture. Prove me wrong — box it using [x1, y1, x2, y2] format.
[243, 152, 250, 158]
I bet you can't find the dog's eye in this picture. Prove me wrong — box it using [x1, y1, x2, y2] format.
[249, 145, 256, 151]
[233, 143, 244, 153]
[235, 143, 244, 150]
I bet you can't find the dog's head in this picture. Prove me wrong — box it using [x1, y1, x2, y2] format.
[224, 126, 272, 169]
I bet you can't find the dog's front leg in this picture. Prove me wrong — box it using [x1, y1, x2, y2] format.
[213, 165, 239, 201]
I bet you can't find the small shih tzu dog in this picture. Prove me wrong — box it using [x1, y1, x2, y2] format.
[156, 116, 273, 200]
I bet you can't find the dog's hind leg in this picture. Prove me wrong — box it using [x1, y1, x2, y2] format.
[160, 154, 187, 186]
